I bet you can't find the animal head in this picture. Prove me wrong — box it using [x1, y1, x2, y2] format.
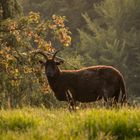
[35, 50, 64, 78]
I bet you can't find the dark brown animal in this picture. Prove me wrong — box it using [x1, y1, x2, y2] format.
[35, 50, 127, 109]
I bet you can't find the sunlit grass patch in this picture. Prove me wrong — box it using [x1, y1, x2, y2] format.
[0, 109, 40, 131]
[83, 108, 140, 139]
[0, 107, 139, 140]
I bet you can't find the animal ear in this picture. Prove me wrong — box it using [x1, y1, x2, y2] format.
[56, 60, 64, 65]
[39, 60, 45, 66]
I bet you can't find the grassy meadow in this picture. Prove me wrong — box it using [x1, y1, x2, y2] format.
[0, 106, 140, 140]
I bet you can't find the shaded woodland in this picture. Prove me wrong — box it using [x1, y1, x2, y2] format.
[0, 0, 140, 108]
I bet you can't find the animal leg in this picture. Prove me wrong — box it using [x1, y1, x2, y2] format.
[113, 87, 125, 106]
[114, 95, 119, 104]
[120, 93, 127, 106]
[66, 90, 76, 111]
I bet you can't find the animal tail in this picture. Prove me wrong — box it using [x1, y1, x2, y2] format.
[120, 76, 127, 103]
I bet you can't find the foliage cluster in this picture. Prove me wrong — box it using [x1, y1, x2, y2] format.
[0, 0, 71, 108]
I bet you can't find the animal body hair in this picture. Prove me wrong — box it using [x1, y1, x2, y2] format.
[47, 65, 127, 103]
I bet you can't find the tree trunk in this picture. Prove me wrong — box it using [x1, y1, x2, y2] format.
[0, 0, 22, 19]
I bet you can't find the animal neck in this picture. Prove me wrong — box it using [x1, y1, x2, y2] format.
[47, 69, 61, 89]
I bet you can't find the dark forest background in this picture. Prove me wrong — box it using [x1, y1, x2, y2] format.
[0, 0, 140, 108]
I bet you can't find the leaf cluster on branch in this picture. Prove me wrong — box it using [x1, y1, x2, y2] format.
[0, 11, 71, 107]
